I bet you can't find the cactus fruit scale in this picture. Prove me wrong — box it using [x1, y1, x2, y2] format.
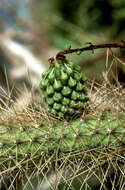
[40, 57, 88, 119]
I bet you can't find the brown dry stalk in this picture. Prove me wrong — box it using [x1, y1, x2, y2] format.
[56, 42, 125, 59]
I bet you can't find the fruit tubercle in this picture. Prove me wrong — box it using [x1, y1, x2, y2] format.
[40, 57, 88, 119]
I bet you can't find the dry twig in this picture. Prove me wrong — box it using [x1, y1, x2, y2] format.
[55, 42, 125, 60]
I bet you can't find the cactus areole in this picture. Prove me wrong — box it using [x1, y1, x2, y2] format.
[40, 56, 88, 119]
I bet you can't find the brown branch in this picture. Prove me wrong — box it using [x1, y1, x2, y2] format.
[56, 42, 125, 60]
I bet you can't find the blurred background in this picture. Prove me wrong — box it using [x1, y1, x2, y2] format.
[0, 0, 125, 104]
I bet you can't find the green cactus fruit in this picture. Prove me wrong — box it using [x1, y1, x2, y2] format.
[62, 97, 70, 105]
[76, 82, 83, 91]
[61, 70, 68, 83]
[40, 57, 88, 119]
[53, 102, 61, 110]
[68, 77, 77, 87]
[40, 78, 49, 89]
[53, 79, 62, 91]
[53, 92, 62, 102]
[64, 64, 73, 75]
[46, 85, 54, 95]
[68, 107, 75, 115]
[74, 72, 81, 81]
[71, 91, 79, 100]
[48, 68, 55, 81]
[62, 86, 72, 96]
[61, 105, 68, 113]
[70, 100, 77, 108]
[41, 66, 53, 78]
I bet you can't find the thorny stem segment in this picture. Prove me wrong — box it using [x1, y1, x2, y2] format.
[55, 42, 125, 60]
